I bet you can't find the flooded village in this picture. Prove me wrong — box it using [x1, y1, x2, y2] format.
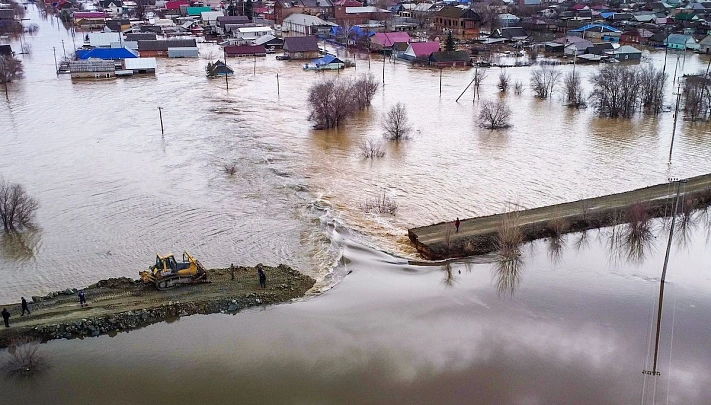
[1, 0, 711, 403]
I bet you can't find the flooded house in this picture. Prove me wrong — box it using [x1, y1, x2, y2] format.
[401, 41, 440, 62]
[137, 39, 198, 57]
[121, 58, 158, 75]
[428, 51, 472, 67]
[283, 36, 320, 60]
[69, 59, 116, 79]
[223, 45, 267, 57]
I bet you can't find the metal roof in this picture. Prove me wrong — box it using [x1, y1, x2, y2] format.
[77, 47, 138, 60]
[124, 57, 157, 70]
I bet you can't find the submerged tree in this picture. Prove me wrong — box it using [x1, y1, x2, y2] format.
[0, 178, 39, 233]
[382, 103, 412, 141]
[530, 66, 561, 99]
[563, 70, 585, 108]
[478, 100, 512, 129]
[683, 72, 711, 122]
[497, 70, 510, 93]
[638, 64, 666, 115]
[590, 64, 641, 118]
[0, 55, 24, 84]
[307, 75, 379, 129]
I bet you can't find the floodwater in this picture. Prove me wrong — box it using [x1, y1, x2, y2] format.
[4, 219, 711, 404]
[1, 5, 711, 403]
[1, 7, 711, 301]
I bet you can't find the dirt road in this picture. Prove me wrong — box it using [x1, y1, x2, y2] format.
[0, 264, 315, 348]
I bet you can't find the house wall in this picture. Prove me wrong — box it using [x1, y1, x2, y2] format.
[430, 60, 468, 67]
[71, 71, 116, 79]
[434, 17, 480, 39]
[286, 50, 319, 59]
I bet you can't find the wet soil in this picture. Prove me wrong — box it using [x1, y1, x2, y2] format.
[0, 264, 314, 348]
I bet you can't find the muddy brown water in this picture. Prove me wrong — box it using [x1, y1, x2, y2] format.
[1, 6, 711, 403]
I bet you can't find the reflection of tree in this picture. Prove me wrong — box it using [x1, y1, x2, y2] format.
[0, 227, 41, 262]
[546, 234, 565, 263]
[443, 262, 454, 286]
[493, 255, 523, 296]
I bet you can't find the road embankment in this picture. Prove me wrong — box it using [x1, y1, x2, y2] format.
[409, 174, 711, 260]
[0, 264, 314, 348]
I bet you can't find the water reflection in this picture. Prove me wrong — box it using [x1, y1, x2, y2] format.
[0, 228, 41, 262]
[492, 255, 523, 296]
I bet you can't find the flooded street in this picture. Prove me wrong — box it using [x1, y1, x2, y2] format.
[1, 6, 711, 403]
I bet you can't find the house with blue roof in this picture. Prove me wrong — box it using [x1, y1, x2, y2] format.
[567, 24, 622, 41]
[76, 47, 139, 60]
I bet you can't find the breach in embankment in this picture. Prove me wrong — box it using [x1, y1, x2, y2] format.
[408, 174, 711, 260]
[0, 264, 315, 348]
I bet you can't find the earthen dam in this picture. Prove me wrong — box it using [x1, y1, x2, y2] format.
[408, 174, 711, 260]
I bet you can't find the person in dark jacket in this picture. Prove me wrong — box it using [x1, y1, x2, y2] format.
[455, 218, 461, 232]
[21, 297, 31, 316]
[78, 290, 87, 307]
[2, 308, 10, 327]
[258, 268, 267, 288]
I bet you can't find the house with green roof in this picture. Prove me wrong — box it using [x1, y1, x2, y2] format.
[186, 6, 212, 17]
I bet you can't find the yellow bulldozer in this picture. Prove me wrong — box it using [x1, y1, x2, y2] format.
[139, 251, 208, 290]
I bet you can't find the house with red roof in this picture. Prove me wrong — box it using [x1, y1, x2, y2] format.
[370, 32, 411, 51]
[401, 41, 440, 61]
[73, 12, 108, 29]
[165, 0, 190, 10]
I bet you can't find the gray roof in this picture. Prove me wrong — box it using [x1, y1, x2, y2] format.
[138, 39, 197, 51]
[283, 36, 319, 52]
[125, 33, 157, 41]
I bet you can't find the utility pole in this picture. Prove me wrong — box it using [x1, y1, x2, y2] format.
[61, 39, 66, 58]
[158, 106, 164, 134]
[439, 67, 443, 94]
[223, 48, 229, 90]
[276, 73, 280, 96]
[53, 46, 58, 76]
[668, 83, 682, 165]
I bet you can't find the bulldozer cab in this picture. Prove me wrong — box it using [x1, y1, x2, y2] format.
[155, 254, 190, 275]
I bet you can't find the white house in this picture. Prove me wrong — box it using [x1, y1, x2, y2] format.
[283, 13, 337, 35]
[201, 11, 224, 26]
[88, 32, 122, 48]
[235, 26, 275, 42]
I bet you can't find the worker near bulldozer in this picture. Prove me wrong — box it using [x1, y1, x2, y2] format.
[258, 268, 266, 288]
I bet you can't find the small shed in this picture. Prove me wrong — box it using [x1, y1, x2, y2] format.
[607, 45, 642, 61]
[428, 51, 471, 67]
[168, 47, 199, 58]
[206, 60, 233, 76]
[123, 57, 157, 74]
[224, 45, 267, 57]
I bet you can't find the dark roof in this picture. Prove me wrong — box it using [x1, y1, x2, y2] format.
[0, 44, 12, 56]
[211, 60, 234, 74]
[0, 9, 14, 19]
[138, 39, 197, 51]
[224, 45, 267, 55]
[496, 27, 528, 39]
[126, 33, 157, 41]
[283, 36, 319, 52]
[217, 15, 250, 28]
[586, 43, 614, 55]
[429, 50, 471, 62]
[435, 6, 480, 21]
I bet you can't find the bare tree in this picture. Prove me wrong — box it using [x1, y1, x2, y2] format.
[360, 191, 398, 215]
[638, 64, 666, 115]
[513, 80, 524, 95]
[359, 138, 386, 158]
[0, 178, 39, 232]
[530, 66, 561, 99]
[473, 66, 488, 99]
[352, 74, 379, 110]
[497, 70, 510, 92]
[382, 103, 412, 141]
[683, 73, 711, 122]
[0, 55, 24, 84]
[563, 70, 586, 108]
[590, 64, 641, 118]
[307, 75, 379, 129]
[478, 100, 512, 129]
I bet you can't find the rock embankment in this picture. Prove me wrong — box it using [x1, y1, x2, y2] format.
[0, 264, 314, 348]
